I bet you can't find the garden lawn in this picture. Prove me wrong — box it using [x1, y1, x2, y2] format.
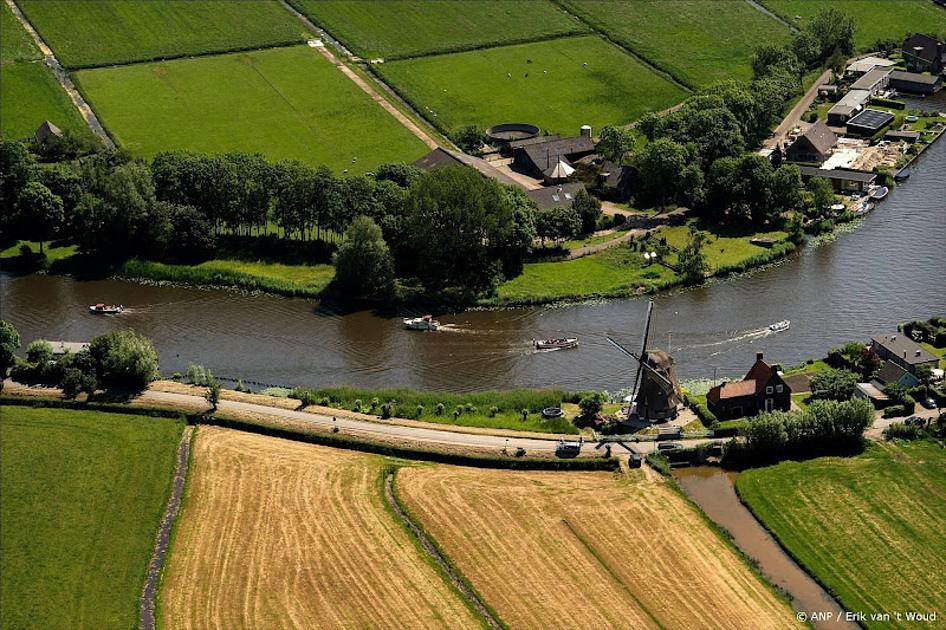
[657, 224, 790, 270]
[493, 245, 677, 304]
[1, 2, 39, 63]
[737, 441, 946, 630]
[761, 0, 946, 50]
[377, 35, 686, 136]
[74, 46, 428, 172]
[0, 406, 184, 629]
[17, 0, 306, 68]
[561, 0, 791, 87]
[0, 240, 77, 264]
[290, 0, 586, 59]
[0, 62, 91, 140]
[120, 257, 335, 298]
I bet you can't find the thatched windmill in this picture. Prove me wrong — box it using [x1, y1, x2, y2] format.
[607, 301, 682, 422]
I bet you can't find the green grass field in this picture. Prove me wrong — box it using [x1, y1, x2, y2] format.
[0, 406, 184, 629]
[1, 2, 39, 63]
[119, 257, 335, 298]
[75, 45, 428, 172]
[761, 0, 946, 50]
[0, 62, 91, 140]
[378, 35, 686, 136]
[290, 0, 586, 59]
[17, 0, 306, 68]
[737, 441, 946, 630]
[0, 240, 78, 264]
[560, 0, 791, 87]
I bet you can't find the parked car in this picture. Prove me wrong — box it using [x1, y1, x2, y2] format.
[903, 416, 925, 426]
[656, 442, 683, 452]
[629, 453, 643, 468]
[919, 397, 938, 410]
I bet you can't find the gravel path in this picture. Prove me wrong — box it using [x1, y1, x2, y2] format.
[139, 426, 194, 630]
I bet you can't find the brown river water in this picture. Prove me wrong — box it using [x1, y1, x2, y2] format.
[2, 130, 944, 392]
[674, 467, 857, 630]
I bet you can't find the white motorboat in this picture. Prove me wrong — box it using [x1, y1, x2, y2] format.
[869, 186, 889, 200]
[403, 314, 439, 331]
[89, 303, 123, 314]
[534, 337, 579, 350]
[768, 320, 790, 333]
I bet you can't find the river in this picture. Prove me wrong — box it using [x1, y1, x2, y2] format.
[2, 135, 943, 392]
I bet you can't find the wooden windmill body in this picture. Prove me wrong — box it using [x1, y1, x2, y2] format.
[608, 301, 682, 422]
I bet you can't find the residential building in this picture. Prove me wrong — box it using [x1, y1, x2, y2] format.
[846, 56, 896, 74]
[854, 382, 891, 408]
[706, 353, 792, 420]
[785, 120, 837, 164]
[872, 361, 920, 389]
[849, 67, 892, 96]
[902, 33, 945, 74]
[798, 166, 876, 193]
[869, 333, 938, 375]
[512, 135, 595, 181]
[525, 182, 586, 210]
[827, 89, 870, 125]
[888, 70, 943, 95]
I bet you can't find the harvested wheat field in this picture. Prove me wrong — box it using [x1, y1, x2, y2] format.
[160, 427, 478, 629]
[397, 466, 798, 630]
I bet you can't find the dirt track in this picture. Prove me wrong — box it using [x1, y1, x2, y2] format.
[160, 428, 478, 629]
[398, 466, 799, 629]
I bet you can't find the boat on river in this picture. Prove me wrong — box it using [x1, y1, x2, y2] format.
[403, 315, 439, 331]
[534, 337, 578, 350]
[869, 186, 889, 200]
[89, 303, 123, 314]
[768, 320, 790, 333]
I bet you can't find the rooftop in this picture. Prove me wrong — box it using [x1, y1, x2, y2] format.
[828, 89, 870, 116]
[888, 70, 943, 86]
[413, 147, 520, 188]
[791, 120, 837, 155]
[847, 56, 895, 74]
[850, 67, 892, 91]
[799, 166, 877, 183]
[846, 109, 895, 132]
[525, 182, 586, 209]
[872, 333, 938, 365]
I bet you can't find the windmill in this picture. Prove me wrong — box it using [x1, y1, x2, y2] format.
[607, 301, 682, 422]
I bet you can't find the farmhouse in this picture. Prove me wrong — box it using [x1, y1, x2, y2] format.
[413, 147, 520, 188]
[872, 361, 920, 389]
[845, 109, 896, 137]
[869, 333, 938, 375]
[525, 182, 587, 210]
[887, 70, 943, 95]
[849, 67, 891, 96]
[846, 56, 896, 74]
[598, 160, 637, 200]
[785, 120, 837, 164]
[707, 353, 791, 420]
[798, 166, 876, 193]
[902, 33, 945, 75]
[827, 89, 870, 125]
[32, 120, 63, 144]
[512, 134, 595, 182]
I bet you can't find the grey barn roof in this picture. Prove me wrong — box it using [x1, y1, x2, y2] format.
[520, 135, 595, 172]
[507, 134, 561, 151]
[850, 67, 891, 91]
[888, 70, 942, 86]
[413, 147, 521, 188]
[798, 166, 877, 183]
[525, 182, 586, 209]
[827, 89, 870, 118]
[872, 333, 937, 365]
[791, 120, 837, 155]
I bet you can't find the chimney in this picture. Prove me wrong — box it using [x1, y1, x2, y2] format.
[756, 352, 764, 362]
[580, 124, 592, 138]
[916, 350, 922, 357]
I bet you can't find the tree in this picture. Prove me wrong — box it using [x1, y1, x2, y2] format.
[572, 188, 602, 234]
[535, 205, 581, 244]
[26, 339, 54, 366]
[16, 182, 64, 254]
[205, 377, 221, 412]
[169, 204, 217, 261]
[88, 330, 159, 391]
[807, 177, 835, 219]
[752, 44, 790, 78]
[810, 368, 859, 401]
[401, 167, 522, 297]
[635, 139, 702, 209]
[806, 8, 855, 61]
[451, 125, 484, 154]
[595, 125, 633, 163]
[332, 216, 395, 300]
[677, 228, 709, 282]
[0, 320, 19, 377]
[578, 392, 608, 422]
[60, 367, 98, 399]
[374, 162, 420, 188]
[0, 140, 36, 218]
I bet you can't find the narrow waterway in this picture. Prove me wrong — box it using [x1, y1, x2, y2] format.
[2, 135, 943, 392]
[673, 467, 856, 630]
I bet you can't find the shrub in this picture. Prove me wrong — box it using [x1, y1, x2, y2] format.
[370, 397, 380, 412]
[25, 339, 53, 366]
[453, 407, 462, 420]
[488, 405, 499, 417]
[60, 367, 97, 399]
[646, 453, 671, 476]
[435, 403, 445, 416]
[521, 408, 529, 421]
[318, 396, 331, 406]
[691, 399, 717, 427]
[352, 398, 363, 412]
[415, 404, 425, 418]
[810, 368, 859, 401]
[883, 422, 926, 441]
[882, 404, 907, 418]
[88, 330, 159, 390]
[380, 402, 393, 419]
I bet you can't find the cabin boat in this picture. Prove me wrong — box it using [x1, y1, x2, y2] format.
[403, 315, 439, 331]
[89, 303, 123, 314]
[534, 337, 578, 350]
[768, 320, 790, 333]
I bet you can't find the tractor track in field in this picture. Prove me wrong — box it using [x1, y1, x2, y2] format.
[384, 471, 503, 630]
[7, 0, 115, 148]
[139, 426, 194, 630]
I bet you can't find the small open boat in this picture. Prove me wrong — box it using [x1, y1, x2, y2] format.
[768, 320, 790, 333]
[403, 314, 439, 331]
[534, 337, 578, 350]
[89, 303, 123, 314]
[869, 186, 889, 200]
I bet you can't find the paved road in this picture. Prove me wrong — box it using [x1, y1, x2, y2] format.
[138, 390, 720, 457]
[763, 68, 831, 150]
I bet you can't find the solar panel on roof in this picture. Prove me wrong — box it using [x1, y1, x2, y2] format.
[847, 109, 895, 130]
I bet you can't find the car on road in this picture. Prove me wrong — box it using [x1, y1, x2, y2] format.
[919, 397, 938, 410]
[629, 453, 643, 468]
[656, 442, 683, 452]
